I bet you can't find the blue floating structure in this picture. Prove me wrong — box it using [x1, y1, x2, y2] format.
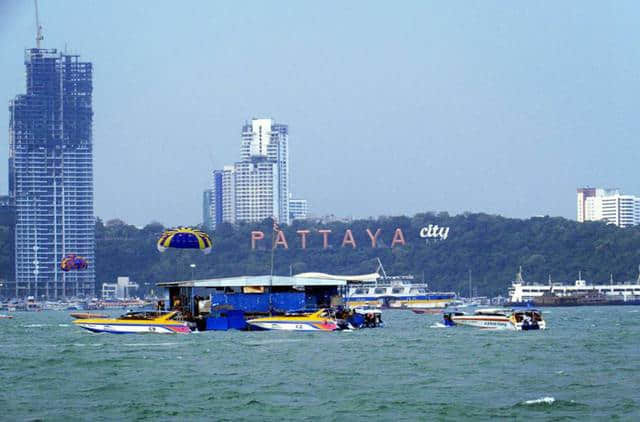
[157, 275, 347, 331]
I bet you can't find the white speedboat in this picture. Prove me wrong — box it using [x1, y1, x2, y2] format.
[246, 309, 341, 331]
[444, 308, 546, 330]
[73, 311, 191, 334]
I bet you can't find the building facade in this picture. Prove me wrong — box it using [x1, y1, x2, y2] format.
[8, 48, 95, 298]
[289, 198, 308, 220]
[577, 188, 640, 228]
[207, 118, 295, 228]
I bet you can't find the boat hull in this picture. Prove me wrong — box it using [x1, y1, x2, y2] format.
[451, 316, 516, 330]
[450, 316, 546, 330]
[247, 319, 338, 331]
[75, 322, 191, 334]
[346, 297, 454, 310]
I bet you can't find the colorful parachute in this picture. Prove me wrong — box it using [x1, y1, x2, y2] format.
[61, 254, 88, 272]
[157, 227, 212, 254]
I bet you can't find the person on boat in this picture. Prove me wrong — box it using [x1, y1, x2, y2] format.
[348, 309, 365, 329]
[173, 298, 182, 311]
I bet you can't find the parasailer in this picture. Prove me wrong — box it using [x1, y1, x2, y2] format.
[61, 254, 88, 271]
[157, 227, 212, 254]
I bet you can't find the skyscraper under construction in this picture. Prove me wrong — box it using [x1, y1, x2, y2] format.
[8, 47, 95, 298]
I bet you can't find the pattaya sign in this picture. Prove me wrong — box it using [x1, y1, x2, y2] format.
[250, 225, 451, 249]
[251, 228, 407, 249]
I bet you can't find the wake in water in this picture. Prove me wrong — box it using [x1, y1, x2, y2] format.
[430, 322, 447, 328]
[522, 397, 555, 405]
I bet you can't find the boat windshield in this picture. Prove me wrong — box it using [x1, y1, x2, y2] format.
[514, 310, 543, 322]
[118, 311, 172, 320]
[474, 308, 511, 317]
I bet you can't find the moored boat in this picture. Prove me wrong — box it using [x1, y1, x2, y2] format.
[73, 310, 191, 334]
[444, 308, 546, 331]
[246, 308, 341, 331]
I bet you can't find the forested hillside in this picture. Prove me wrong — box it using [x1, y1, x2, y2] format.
[2, 213, 640, 297]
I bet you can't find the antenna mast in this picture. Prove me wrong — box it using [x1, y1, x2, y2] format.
[34, 0, 44, 48]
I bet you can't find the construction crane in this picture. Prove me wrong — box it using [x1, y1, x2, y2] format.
[34, 0, 44, 48]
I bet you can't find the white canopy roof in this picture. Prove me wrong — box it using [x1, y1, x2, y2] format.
[157, 275, 348, 288]
[294, 272, 380, 282]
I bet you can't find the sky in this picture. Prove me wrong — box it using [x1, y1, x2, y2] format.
[1, 1, 638, 227]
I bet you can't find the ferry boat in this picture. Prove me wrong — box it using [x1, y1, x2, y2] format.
[297, 260, 455, 310]
[246, 308, 341, 331]
[509, 268, 640, 306]
[73, 310, 191, 334]
[345, 275, 455, 310]
[444, 308, 546, 330]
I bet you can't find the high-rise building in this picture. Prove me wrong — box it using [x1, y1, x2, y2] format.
[202, 189, 213, 230]
[204, 166, 236, 230]
[289, 198, 308, 220]
[206, 118, 294, 227]
[220, 166, 236, 225]
[237, 119, 289, 224]
[8, 48, 95, 298]
[577, 188, 640, 228]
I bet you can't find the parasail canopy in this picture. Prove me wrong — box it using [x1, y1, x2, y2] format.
[61, 254, 89, 272]
[157, 227, 212, 254]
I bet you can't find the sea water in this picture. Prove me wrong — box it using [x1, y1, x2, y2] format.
[1, 307, 638, 421]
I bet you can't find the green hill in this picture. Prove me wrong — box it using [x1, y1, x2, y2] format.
[3, 213, 639, 297]
[94, 213, 640, 297]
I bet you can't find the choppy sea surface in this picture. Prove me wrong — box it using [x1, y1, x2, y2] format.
[1, 306, 639, 421]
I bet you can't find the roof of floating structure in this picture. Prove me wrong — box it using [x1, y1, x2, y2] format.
[157, 275, 348, 288]
[294, 272, 380, 282]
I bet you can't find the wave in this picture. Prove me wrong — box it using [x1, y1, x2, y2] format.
[430, 323, 447, 328]
[522, 397, 555, 405]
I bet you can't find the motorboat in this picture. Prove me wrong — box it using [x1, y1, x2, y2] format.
[73, 310, 191, 334]
[443, 308, 546, 330]
[246, 308, 341, 331]
[0, 314, 13, 319]
[351, 306, 384, 328]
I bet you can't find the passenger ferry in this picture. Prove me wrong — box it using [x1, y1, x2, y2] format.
[509, 268, 640, 306]
[345, 276, 456, 310]
[297, 261, 456, 310]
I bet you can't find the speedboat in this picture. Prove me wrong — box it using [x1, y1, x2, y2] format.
[443, 308, 546, 330]
[246, 308, 340, 331]
[73, 310, 191, 334]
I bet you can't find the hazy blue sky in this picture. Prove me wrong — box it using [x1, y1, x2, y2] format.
[1, 1, 638, 227]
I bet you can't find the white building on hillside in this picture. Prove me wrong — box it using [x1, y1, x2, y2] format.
[577, 188, 640, 227]
[289, 197, 309, 220]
